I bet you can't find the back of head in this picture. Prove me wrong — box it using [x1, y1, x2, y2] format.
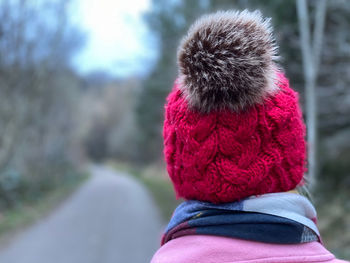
[163, 10, 306, 203]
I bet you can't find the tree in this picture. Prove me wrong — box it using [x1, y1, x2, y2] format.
[0, 0, 85, 209]
[136, 0, 206, 162]
[296, 0, 327, 189]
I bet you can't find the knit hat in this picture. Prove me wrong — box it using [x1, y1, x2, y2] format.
[163, 10, 306, 203]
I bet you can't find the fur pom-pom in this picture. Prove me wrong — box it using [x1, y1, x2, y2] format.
[177, 10, 279, 113]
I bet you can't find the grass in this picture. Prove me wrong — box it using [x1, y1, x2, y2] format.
[316, 189, 350, 260]
[141, 175, 181, 221]
[109, 161, 181, 221]
[0, 172, 89, 239]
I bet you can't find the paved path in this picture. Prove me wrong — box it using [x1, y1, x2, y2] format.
[0, 166, 163, 263]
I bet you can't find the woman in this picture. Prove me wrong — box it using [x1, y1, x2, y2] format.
[151, 10, 349, 263]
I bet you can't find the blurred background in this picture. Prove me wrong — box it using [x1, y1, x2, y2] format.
[0, 0, 349, 262]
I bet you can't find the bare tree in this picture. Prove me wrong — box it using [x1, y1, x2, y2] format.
[0, 0, 85, 208]
[296, 0, 327, 189]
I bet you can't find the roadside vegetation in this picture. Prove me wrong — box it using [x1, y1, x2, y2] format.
[0, 172, 88, 241]
[316, 188, 350, 259]
[0, 0, 88, 237]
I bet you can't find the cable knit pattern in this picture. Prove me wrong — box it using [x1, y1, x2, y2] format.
[163, 73, 306, 203]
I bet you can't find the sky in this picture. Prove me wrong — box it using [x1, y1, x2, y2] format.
[71, 0, 155, 78]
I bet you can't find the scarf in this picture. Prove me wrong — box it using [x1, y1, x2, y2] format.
[162, 192, 321, 245]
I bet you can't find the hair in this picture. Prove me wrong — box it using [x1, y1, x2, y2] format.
[296, 177, 313, 201]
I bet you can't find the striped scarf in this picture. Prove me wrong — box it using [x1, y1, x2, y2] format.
[162, 192, 320, 245]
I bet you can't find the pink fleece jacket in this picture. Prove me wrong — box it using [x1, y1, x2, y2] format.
[151, 235, 349, 263]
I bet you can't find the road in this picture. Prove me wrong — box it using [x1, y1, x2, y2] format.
[0, 166, 163, 263]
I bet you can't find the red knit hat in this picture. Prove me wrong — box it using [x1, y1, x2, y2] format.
[163, 10, 306, 203]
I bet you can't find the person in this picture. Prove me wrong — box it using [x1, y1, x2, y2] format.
[150, 10, 349, 263]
